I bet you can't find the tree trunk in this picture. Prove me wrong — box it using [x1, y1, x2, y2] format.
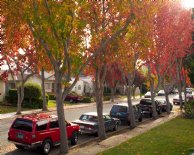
[16, 87, 22, 115]
[148, 64, 158, 119]
[111, 87, 114, 102]
[55, 71, 69, 154]
[95, 68, 106, 140]
[156, 66, 162, 91]
[132, 86, 136, 99]
[176, 59, 183, 109]
[162, 79, 171, 114]
[140, 85, 142, 99]
[126, 84, 136, 128]
[41, 68, 48, 111]
[16, 85, 25, 115]
[163, 88, 171, 114]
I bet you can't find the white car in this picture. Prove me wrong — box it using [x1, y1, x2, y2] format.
[186, 88, 192, 94]
[158, 90, 165, 96]
[173, 93, 193, 105]
[144, 91, 151, 98]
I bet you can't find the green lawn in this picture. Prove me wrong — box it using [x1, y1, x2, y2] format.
[99, 117, 194, 155]
[0, 105, 18, 114]
[48, 100, 81, 108]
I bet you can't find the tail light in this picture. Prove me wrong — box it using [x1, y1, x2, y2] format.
[32, 134, 36, 139]
[85, 125, 94, 130]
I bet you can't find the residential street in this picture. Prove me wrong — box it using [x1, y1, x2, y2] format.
[0, 95, 177, 155]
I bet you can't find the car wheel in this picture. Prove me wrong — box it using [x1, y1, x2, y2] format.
[158, 109, 162, 115]
[15, 144, 24, 150]
[70, 99, 73, 103]
[113, 123, 118, 131]
[150, 113, 153, 118]
[71, 131, 78, 145]
[138, 116, 142, 122]
[41, 139, 52, 155]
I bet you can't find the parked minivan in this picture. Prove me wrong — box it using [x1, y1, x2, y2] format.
[110, 102, 143, 125]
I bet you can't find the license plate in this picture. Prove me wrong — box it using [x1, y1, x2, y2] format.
[80, 125, 84, 129]
[17, 133, 24, 139]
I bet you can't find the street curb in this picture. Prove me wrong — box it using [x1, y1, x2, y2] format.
[69, 117, 153, 151]
[0, 98, 128, 120]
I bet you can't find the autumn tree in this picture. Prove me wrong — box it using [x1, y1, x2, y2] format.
[1, 0, 38, 114]
[105, 63, 123, 102]
[132, 70, 146, 99]
[82, 0, 136, 139]
[153, 1, 192, 110]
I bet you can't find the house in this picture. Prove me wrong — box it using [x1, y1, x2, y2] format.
[70, 76, 94, 96]
[0, 70, 94, 102]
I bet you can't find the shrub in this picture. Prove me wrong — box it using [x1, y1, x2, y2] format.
[103, 96, 111, 101]
[81, 97, 92, 103]
[48, 93, 56, 100]
[23, 98, 43, 109]
[7, 89, 17, 105]
[183, 101, 194, 119]
[24, 83, 41, 99]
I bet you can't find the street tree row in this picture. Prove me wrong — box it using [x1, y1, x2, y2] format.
[0, 0, 193, 154]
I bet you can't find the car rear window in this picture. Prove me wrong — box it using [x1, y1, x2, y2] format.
[111, 105, 127, 113]
[140, 100, 152, 105]
[80, 114, 98, 122]
[12, 118, 33, 132]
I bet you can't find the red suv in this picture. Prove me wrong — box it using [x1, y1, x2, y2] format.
[8, 113, 80, 154]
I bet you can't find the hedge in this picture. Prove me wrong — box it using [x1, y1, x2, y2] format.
[24, 83, 41, 99]
[184, 101, 194, 119]
[81, 97, 92, 103]
[6, 83, 48, 109]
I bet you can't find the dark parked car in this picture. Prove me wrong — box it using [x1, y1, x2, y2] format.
[139, 99, 163, 117]
[8, 113, 80, 154]
[110, 103, 143, 125]
[157, 100, 173, 112]
[65, 92, 83, 103]
[72, 112, 120, 135]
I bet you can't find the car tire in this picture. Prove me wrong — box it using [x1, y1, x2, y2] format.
[70, 99, 73, 103]
[149, 113, 153, 118]
[41, 139, 52, 155]
[158, 109, 162, 115]
[113, 123, 118, 131]
[71, 131, 78, 145]
[138, 116, 142, 122]
[15, 144, 24, 150]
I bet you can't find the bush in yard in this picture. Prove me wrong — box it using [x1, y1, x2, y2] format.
[48, 93, 56, 100]
[24, 83, 41, 100]
[81, 97, 92, 103]
[183, 101, 194, 119]
[103, 96, 111, 101]
[7, 89, 17, 105]
[23, 83, 43, 108]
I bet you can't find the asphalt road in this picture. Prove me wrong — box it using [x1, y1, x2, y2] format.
[0, 95, 177, 155]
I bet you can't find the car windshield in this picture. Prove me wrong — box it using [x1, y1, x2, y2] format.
[79, 114, 98, 122]
[111, 105, 127, 113]
[12, 118, 33, 132]
[145, 92, 151, 95]
[140, 100, 152, 105]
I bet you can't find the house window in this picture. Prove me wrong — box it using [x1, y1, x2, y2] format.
[78, 85, 81, 90]
[45, 83, 51, 90]
[8, 83, 15, 89]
